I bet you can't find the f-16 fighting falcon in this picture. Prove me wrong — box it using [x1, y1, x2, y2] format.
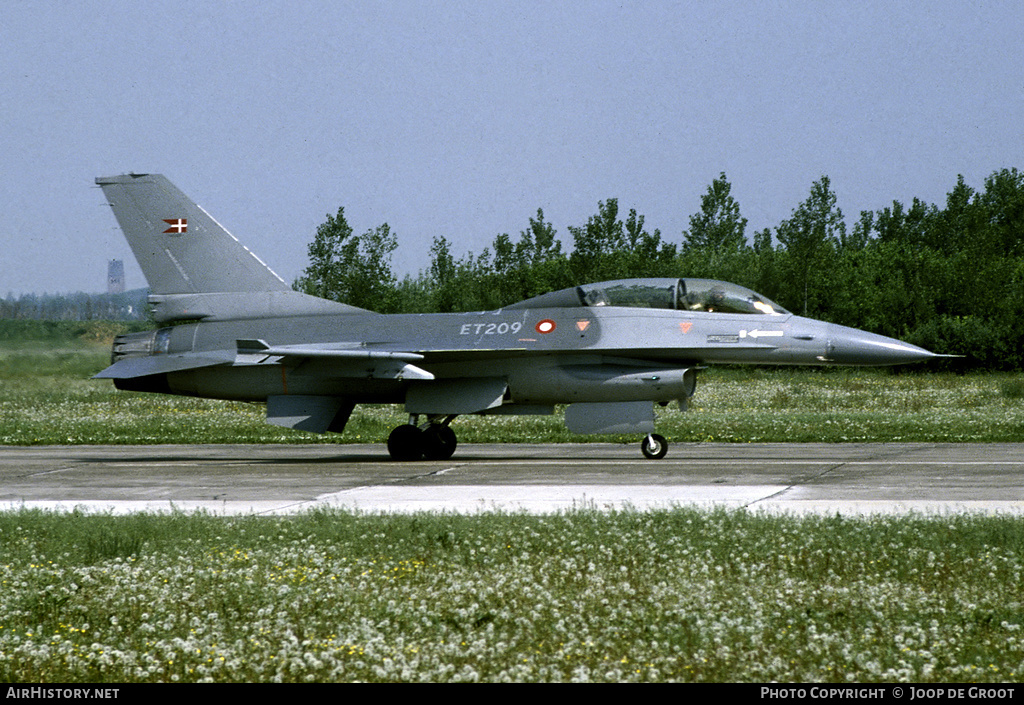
[94, 174, 940, 460]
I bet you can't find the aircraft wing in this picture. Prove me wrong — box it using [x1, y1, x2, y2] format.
[236, 339, 435, 380]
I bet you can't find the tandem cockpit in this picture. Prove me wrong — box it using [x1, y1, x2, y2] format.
[505, 278, 789, 315]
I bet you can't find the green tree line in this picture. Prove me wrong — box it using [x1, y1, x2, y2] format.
[1, 289, 147, 322]
[297, 168, 1024, 370]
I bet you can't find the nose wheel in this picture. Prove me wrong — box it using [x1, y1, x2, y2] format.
[641, 433, 668, 459]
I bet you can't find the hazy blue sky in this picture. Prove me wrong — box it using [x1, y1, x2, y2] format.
[3, 1, 1022, 295]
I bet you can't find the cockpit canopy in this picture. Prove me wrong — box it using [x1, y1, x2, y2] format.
[505, 278, 788, 315]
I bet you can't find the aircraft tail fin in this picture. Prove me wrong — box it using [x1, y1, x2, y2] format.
[96, 173, 291, 295]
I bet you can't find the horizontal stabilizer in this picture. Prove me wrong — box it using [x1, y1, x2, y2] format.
[93, 351, 234, 379]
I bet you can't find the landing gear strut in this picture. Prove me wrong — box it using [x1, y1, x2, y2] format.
[640, 433, 668, 459]
[387, 415, 458, 461]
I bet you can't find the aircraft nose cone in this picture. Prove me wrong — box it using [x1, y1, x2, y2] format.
[826, 324, 937, 366]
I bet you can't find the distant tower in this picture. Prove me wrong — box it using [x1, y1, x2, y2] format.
[107, 259, 125, 294]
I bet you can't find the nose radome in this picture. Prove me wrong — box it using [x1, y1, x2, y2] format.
[825, 323, 937, 366]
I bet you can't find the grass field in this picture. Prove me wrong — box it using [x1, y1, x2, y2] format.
[1, 323, 1022, 445]
[1, 508, 1023, 683]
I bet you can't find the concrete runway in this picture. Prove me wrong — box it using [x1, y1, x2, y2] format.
[1, 443, 1022, 516]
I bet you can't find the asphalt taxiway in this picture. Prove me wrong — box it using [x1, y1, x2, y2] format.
[1, 443, 1022, 515]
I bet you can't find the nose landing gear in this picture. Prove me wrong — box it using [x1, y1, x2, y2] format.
[641, 433, 668, 459]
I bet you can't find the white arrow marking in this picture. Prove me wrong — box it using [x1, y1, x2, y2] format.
[740, 329, 784, 339]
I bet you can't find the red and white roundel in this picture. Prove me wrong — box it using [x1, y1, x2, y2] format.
[535, 319, 556, 334]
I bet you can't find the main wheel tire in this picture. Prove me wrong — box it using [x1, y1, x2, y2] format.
[388, 424, 425, 461]
[422, 425, 457, 461]
[640, 433, 668, 459]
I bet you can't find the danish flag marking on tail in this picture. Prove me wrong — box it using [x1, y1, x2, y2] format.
[162, 218, 187, 234]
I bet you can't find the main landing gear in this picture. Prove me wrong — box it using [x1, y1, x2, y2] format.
[641, 433, 668, 459]
[387, 415, 458, 461]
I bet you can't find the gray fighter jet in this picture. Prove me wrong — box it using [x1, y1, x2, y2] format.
[94, 174, 940, 460]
